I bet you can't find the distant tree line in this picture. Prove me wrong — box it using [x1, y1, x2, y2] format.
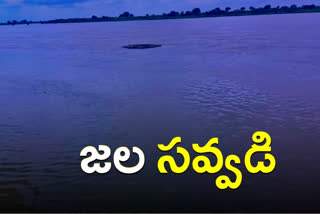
[1, 4, 320, 26]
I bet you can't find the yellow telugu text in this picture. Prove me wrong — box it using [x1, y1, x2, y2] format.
[157, 131, 276, 190]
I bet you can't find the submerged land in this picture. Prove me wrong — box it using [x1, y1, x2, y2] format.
[1, 4, 320, 26]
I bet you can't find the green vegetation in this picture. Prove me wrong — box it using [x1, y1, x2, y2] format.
[1, 4, 320, 26]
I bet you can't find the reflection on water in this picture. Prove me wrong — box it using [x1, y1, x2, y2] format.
[0, 13, 320, 212]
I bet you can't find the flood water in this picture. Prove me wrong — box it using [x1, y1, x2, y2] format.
[0, 13, 320, 212]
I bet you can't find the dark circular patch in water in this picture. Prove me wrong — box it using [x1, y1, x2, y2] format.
[123, 44, 162, 49]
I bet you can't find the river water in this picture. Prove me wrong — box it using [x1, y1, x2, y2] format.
[0, 13, 320, 212]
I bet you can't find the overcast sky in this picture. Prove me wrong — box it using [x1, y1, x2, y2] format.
[0, 0, 319, 22]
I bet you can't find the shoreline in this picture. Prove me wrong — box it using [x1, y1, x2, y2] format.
[1, 5, 320, 26]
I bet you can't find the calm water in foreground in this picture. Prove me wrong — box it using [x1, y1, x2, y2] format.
[0, 13, 320, 212]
